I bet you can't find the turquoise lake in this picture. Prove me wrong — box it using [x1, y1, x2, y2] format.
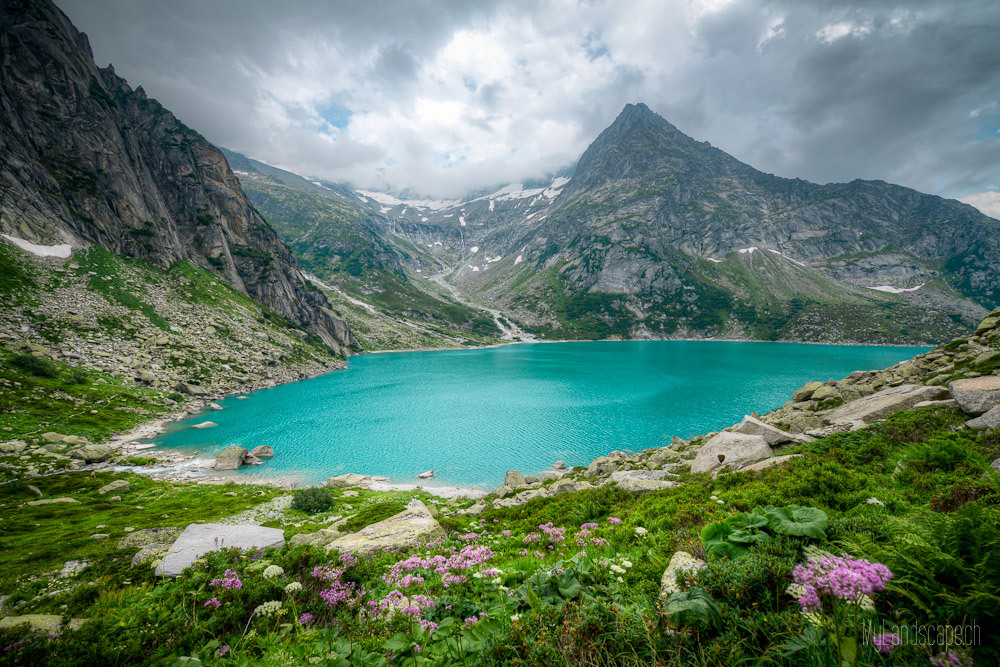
[151, 341, 927, 489]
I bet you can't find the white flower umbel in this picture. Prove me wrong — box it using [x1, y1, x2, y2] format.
[262, 565, 285, 580]
[253, 600, 283, 617]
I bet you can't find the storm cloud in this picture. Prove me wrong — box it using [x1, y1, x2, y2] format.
[58, 0, 1000, 212]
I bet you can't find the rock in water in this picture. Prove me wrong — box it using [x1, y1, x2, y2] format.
[191, 421, 218, 429]
[823, 384, 950, 425]
[417, 470, 435, 479]
[949, 377, 1000, 416]
[213, 446, 248, 470]
[660, 551, 708, 600]
[249, 445, 274, 459]
[208, 403, 224, 411]
[690, 432, 772, 474]
[323, 473, 371, 488]
[504, 470, 527, 487]
[552, 460, 566, 470]
[155, 523, 285, 577]
[326, 499, 445, 555]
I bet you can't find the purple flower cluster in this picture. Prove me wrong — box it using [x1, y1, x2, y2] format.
[319, 578, 364, 608]
[338, 553, 358, 568]
[216, 645, 229, 657]
[929, 649, 975, 667]
[523, 532, 541, 544]
[298, 612, 314, 626]
[311, 565, 344, 582]
[539, 522, 566, 544]
[871, 632, 901, 653]
[382, 545, 495, 589]
[792, 554, 893, 611]
[607, 517, 622, 525]
[210, 569, 242, 591]
[204, 597, 221, 609]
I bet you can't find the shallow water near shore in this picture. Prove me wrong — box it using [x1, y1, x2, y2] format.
[150, 341, 927, 489]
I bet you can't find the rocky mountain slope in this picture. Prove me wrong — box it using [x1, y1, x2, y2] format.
[448, 104, 997, 343]
[0, 0, 355, 353]
[219, 149, 504, 349]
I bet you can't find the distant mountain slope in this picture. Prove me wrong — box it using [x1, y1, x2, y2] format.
[219, 149, 504, 349]
[449, 104, 996, 343]
[0, 0, 355, 352]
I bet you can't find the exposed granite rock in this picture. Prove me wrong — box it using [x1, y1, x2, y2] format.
[966, 405, 1000, 430]
[156, 523, 285, 577]
[324, 473, 371, 489]
[690, 432, 772, 474]
[249, 445, 274, 459]
[213, 446, 248, 470]
[325, 500, 445, 555]
[98, 480, 130, 495]
[824, 384, 950, 425]
[949, 377, 1000, 416]
[660, 551, 707, 600]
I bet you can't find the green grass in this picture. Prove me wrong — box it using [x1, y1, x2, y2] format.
[0, 473, 283, 592]
[71, 246, 170, 331]
[0, 346, 167, 451]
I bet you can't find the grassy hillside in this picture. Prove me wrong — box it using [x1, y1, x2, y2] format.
[0, 405, 996, 665]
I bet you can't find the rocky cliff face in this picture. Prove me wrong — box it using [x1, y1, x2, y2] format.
[0, 0, 355, 353]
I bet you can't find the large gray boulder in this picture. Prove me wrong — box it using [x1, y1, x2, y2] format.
[949, 377, 1000, 416]
[118, 526, 184, 550]
[648, 448, 681, 468]
[325, 499, 445, 555]
[584, 456, 619, 478]
[98, 480, 130, 495]
[249, 445, 274, 459]
[606, 469, 676, 483]
[617, 479, 681, 494]
[660, 551, 707, 600]
[824, 384, 950, 425]
[155, 523, 285, 577]
[323, 473, 371, 488]
[690, 432, 772, 474]
[966, 404, 1000, 430]
[504, 470, 527, 487]
[70, 444, 112, 463]
[213, 446, 248, 470]
[550, 479, 595, 495]
[734, 415, 799, 445]
[175, 382, 208, 396]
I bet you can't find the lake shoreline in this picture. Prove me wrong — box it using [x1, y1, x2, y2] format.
[107, 339, 928, 493]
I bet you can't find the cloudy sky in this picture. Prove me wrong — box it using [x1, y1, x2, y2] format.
[60, 0, 1000, 214]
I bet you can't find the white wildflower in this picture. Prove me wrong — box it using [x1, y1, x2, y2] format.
[491, 577, 502, 585]
[511, 614, 521, 622]
[610, 564, 626, 574]
[253, 600, 283, 617]
[617, 576, 624, 583]
[262, 565, 284, 580]
[717, 500, 725, 505]
[621, 560, 633, 569]
[634, 527, 647, 537]
[285, 582, 302, 594]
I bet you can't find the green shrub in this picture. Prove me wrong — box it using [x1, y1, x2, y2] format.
[662, 587, 723, 635]
[8, 354, 57, 378]
[290, 487, 333, 514]
[68, 369, 89, 385]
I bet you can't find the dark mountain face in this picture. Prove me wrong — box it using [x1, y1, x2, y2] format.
[548, 103, 999, 301]
[0, 0, 355, 352]
[421, 103, 996, 343]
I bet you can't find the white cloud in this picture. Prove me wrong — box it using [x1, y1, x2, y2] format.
[59, 0, 1000, 200]
[959, 191, 1000, 219]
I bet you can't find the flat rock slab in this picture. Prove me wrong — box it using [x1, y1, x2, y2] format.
[966, 404, 1000, 430]
[735, 415, 801, 444]
[0, 614, 86, 633]
[950, 377, 1000, 416]
[690, 432, 772, 474]
[326, 500, 445, 555]
[26, 497, 79, 506]
[824, 384, 950, 425]
[324, 473, 371, 488]
[155, 523, 285, 577]
[617, 479, 681, 494]
[606, 469, 677, 483]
